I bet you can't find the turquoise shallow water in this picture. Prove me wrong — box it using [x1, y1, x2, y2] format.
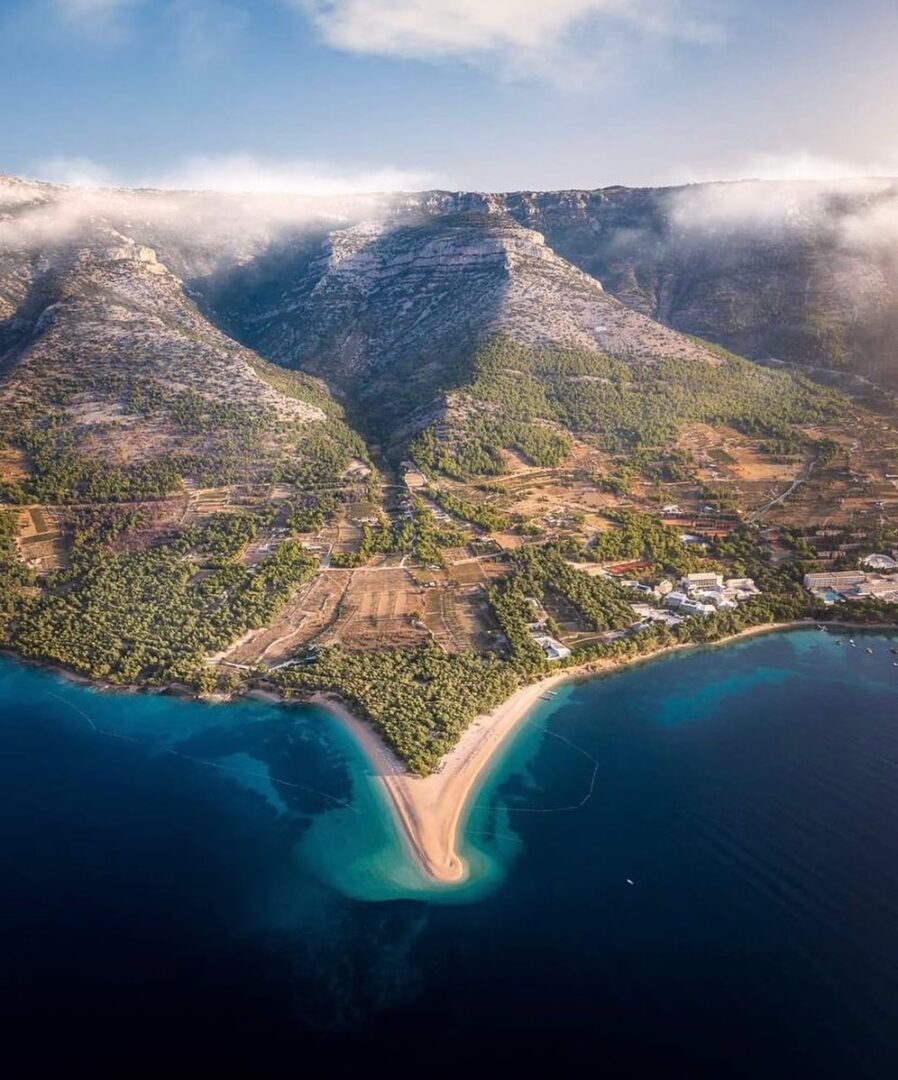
[2, 628, 898, 1075]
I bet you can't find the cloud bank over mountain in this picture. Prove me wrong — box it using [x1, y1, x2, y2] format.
[31, 153, 439, 195]
[669, 175, 898, 253]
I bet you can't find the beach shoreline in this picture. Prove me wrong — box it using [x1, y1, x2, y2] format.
[5, 619, 896, 886]
[309, 619, 814, 885]
[314, 678, 570, 883]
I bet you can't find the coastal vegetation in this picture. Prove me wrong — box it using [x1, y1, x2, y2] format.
[0, 365, 367, 504]
[0, 509, 30, 634]
[0, 425, 189, 504]
[9, 512, 316, 687]
[411, 418, 571, 479]
[288, 493, 340, 533]
[512, 546, 636, 630]
[275, 643, 517, 775]
[587, 510, 708, 575]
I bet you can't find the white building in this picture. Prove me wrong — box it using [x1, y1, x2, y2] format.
[630, 603, 683, 627]
[678, 599, 716, 616]
[692, 589, 738, 611]
[803, 571, 866, 590]
[533, 635, 571, 661]
[525, 597, 549, 625]
[682, 572, 724, 591]
[861, 554, 898, 571]
[853, 579, 898, 601]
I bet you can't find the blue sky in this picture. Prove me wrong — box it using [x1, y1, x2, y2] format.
[1, 0, 896, 192]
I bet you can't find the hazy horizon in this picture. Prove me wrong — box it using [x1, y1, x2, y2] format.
[5, 169, 898, 199]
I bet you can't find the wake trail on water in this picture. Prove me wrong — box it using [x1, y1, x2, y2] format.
[44, 692, 360, 814]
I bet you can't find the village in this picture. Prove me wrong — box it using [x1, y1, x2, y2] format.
[520, 569, 763, 664]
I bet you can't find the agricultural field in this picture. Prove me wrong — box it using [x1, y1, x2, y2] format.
[15, 506, 67, 572]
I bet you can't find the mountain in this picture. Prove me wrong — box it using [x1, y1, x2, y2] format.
[189, 178, 898, 388]
[0, 180, 364, 503]
[0, 173, 864, 497]
[459, 181, 898, 387]
[7, 172, 896, 409]
[209, 209, 735, 445]
[3, 173, 885, 497]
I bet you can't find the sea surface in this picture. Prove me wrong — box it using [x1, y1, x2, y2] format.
[2, 628, 897, 1076]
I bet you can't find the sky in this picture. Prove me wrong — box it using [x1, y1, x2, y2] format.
[0, 0, 896, 193]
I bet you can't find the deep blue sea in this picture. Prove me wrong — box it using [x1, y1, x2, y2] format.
[2, 628, 897, 1076]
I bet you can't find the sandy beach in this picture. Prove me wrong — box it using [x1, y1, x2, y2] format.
[314, 677, 569, 882]
[313, 619, 836, 884]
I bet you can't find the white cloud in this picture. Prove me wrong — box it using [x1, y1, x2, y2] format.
[36, 156, 119, 188]
[296, 0, 724, 83]
[53, 0, 243, 59]
[2, 154, 440, 262]
[667, 164, 898, 257]
[49, 0, 724, 82]
[34, 153, 440, 195]
[839, 198, 898, 252]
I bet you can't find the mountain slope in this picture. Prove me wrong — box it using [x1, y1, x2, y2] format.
[206, 207, 843, 477]
[217, 209, 751, 448]
[0, 205, 362, 503]
[483, 181, 898, 386]
[0, 174, 866, 494]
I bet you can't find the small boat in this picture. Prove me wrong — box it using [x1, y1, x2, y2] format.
[625, 879, 635, 886]
[850, 640, 856, 647]
[836, 640, 843, 646]
[866, 647, 874, 655]
[889, 647, 898, 655]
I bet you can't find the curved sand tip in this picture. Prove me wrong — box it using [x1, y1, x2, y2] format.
[317, 679, 565, 884]
[315, 623, 806, 883]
